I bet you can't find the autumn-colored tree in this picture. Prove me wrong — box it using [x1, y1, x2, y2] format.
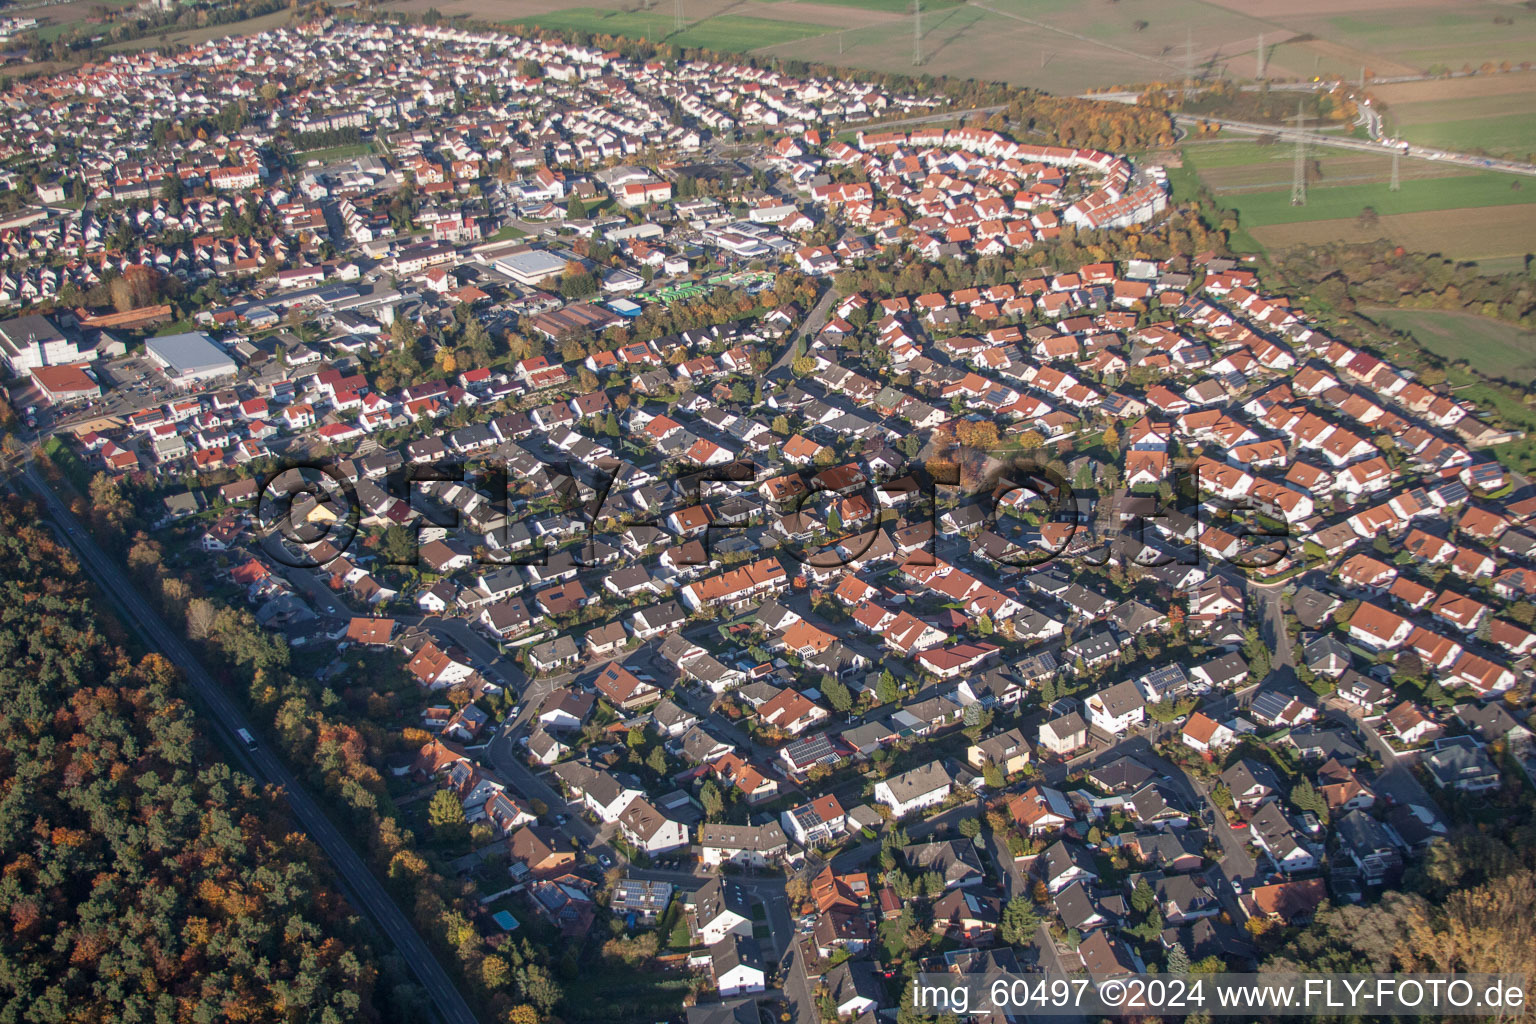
[0, 501, 384, 1021]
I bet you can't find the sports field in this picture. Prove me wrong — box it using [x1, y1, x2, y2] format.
[1361, 307, 1536, 383]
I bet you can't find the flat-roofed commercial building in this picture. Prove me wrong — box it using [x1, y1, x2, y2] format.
[145, 332, 238, 385]
[493, 248, 570, 287]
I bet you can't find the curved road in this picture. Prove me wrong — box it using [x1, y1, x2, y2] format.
[21, 463, 481, 1024]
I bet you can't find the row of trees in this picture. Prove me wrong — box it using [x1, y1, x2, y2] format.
[1271, 240, 1536, 329]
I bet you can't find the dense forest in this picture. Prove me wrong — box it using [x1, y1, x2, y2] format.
[83, 470, 565, 1022]
[0, 498, 381, 1022]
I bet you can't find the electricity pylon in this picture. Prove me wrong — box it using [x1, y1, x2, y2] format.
[1290, 102, 1307, 207]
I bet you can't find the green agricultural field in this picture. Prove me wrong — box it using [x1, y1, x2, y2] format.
[777, 0, 934, 12]
[1268, 3, 1536, 76]
[1362, 307, 1536, 384]
[1177, 141, 1293, 171]
[1223, 171, 1536, 227]
[1395, 113, 1536, 161]
[506, 7, 830, 50]
[675, 14, 829, 50]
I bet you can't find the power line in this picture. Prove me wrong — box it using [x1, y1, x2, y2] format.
[674, 0, 683, 32]
[1255, 31, 1265, 80]
[913, 0, 923, 66]
[1390, 150, 1401, 192]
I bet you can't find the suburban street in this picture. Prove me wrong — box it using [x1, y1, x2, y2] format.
[769, 286, 840, 378]
[21, 463, 481, 1024]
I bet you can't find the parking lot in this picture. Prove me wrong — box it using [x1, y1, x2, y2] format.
[101, 355, 171, 396]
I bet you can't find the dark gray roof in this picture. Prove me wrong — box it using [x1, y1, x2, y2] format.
[1087, 755, 1155, 793]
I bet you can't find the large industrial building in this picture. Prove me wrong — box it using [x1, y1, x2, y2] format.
[145, 332, 238, 385]
[492, 247, 570, 287]
[0, 314, 91, 375]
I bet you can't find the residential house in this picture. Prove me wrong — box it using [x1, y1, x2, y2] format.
[781, 794, 847, 846]
[709, 934, 765, 997]
[874, 761, 953, 818]
[699, 822, 790, 868]
[691, 878, 754, 945]
[1085, 680, 1145, 735]
[967, 727, 1031, 776]
[1038, 712, 1089, 756]
[618, 797, 690, 854]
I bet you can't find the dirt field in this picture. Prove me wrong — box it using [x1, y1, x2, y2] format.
[1292, 38, 1419, 78]
[751, 1, 902, 26]
[0, 59, 75, 78]
[1193, 149, 1478, 192]
[753, 0, 1286, 91]
[1368, 72, 1536, 157]
[405, 0, 1283, 89]
[1201, 0, 1452, 16]
[1373, 74, 1536, 105]
[1250, 204, 1536, 261]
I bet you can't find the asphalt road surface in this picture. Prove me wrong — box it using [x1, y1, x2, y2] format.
[22, 463, 481, 1024]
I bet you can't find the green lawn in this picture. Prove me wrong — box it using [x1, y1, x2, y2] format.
[1225, 171, 1536, 227]
[877, 918, 909, 961]
[505, 8, 830, 51]
[563, 958, 699, 1024]
[1363, 306, 1536, 383]
[678, 15, 828, 50]
[486, 224, 528, 243]
[295, 141, 375, 165]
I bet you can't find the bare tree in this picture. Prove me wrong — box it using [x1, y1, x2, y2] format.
[186, 598, 219, 641]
